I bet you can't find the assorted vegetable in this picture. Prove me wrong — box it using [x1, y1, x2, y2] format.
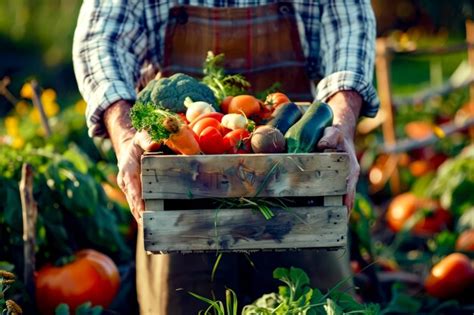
[267, 102, 303, 134]
[132, 52, 336, 156]
[285, 102, 333, 153]
[136, 73, 217, 113]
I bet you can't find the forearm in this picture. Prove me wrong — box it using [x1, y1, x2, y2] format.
[104, 100, 136, 156]
[317, 0, 379, 118]
[326, 90, 362, 139]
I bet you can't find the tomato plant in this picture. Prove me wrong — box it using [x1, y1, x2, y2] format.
[35, 249, 120, 314]
[198, 126, 227, 154]
[424, 253, 474, 299]
[223, 129, 251, 154]
[385, 193, 451, 236]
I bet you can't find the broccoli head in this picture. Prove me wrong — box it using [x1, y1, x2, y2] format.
[136, 73, 217, 112]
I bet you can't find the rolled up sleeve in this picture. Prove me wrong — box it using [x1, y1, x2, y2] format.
[72, 0, 147, 137]
[317, 0, 379, 117]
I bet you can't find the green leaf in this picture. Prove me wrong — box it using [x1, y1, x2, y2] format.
[456, 207, 474, 232]
[328, 291, 364, 312]
[62, 145, 91, 174]
[411, 173, 435, 198]
[55, 303, 70, 315]
[75, 302, 103, 315]
[0, 262, 14, 272]
[427, 230, 457, 256]
[381, 283, 422, 314]
[323, 299, 343, 315]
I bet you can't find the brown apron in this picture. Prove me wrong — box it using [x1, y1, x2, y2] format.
[136, 3, 352, 314]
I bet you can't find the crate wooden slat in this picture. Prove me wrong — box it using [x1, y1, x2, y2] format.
[142, 153, 349, 199]
[143, 206, 347, 253]
[142, 152, 349, 254]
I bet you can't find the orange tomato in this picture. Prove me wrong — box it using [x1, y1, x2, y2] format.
[385, 193, 451, 236]
[425, 253, 474, 299]
[220, 96, 234, 114]
[456, 229, 474, 252]
[228, 95, 261, 117]
[264, 92, 291, 109]
[404, 121, 433, 140]
[36, 249, 120, 314]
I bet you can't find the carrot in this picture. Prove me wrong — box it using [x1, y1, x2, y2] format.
[164, 119, 201, 155]
[130, 103, 202, 155]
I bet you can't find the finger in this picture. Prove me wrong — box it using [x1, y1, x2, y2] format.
[317, 126, 343, 150]
[118, 167, 145, 223]
[344, 162, 360, 213]
[134, 130, 161, 152]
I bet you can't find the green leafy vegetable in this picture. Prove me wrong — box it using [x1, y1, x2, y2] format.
[136, 73, 217, 112]
[130, 103, 181, 142]
[202, 51, 251, 103]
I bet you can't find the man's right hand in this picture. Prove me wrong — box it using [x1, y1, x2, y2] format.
[104, 101, 159, 224]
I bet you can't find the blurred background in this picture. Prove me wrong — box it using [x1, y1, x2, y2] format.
[0, 1, 473, 314]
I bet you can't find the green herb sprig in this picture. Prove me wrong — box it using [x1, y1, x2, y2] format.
[130, 103, 181, 142]
[202, 51, 251, 104]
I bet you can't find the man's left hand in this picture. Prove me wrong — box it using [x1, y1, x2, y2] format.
[317, 90, 362, 212]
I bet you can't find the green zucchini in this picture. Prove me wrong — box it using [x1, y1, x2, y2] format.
[267, 102, 303, 134]
[285, 102, 333, 153]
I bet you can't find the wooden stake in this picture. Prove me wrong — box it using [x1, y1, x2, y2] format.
[30, 80, 51, 138]
[19, 163, 37, 299]
[375, 38, 400, 194]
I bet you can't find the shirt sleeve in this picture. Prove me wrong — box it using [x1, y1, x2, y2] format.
[72, 0, 147, 137]
[316, 0, 379, 118]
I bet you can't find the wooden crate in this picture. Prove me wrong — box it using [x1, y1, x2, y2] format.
[142, 152, 349, 254]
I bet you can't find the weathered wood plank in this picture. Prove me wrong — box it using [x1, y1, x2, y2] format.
[324, 195, 343, 206]
[19, 163, 37, 299]
[142, 153, 349, 199]
[143, 206, 347, 253]
[145, 199, 164, 211]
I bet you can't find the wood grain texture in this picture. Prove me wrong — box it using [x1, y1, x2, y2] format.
[142, 153, 349, 199]
[143, 206, 347, 253]
[19, 163, 37, 299]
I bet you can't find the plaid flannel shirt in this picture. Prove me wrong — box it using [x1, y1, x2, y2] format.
[73, 0, 379, 137]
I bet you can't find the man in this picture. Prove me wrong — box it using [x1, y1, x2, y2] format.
[73, 1, 379, 313]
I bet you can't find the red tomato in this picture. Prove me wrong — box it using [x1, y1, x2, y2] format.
[188, 112, 224, 128]
[385, 193, 451, 236]
[199, 126, 227, 154]
[35, 249, 120, 314]
[425, 253, 474, 299]
[223, 129, 252, 154]
[192, 117, 222, 136]
[264, 92, 291, 109]
[220, 96, 234, 114]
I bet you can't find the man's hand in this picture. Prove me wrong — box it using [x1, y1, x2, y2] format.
[104, 101, 159, 223]
[317, 91, 362, 211]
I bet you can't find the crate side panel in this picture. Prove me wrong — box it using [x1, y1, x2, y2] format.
[143, 206, 347, 253]
[142, 153, 349, 199]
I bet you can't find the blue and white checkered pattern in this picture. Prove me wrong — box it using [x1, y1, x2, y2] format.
[73, 0, 379, 137]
